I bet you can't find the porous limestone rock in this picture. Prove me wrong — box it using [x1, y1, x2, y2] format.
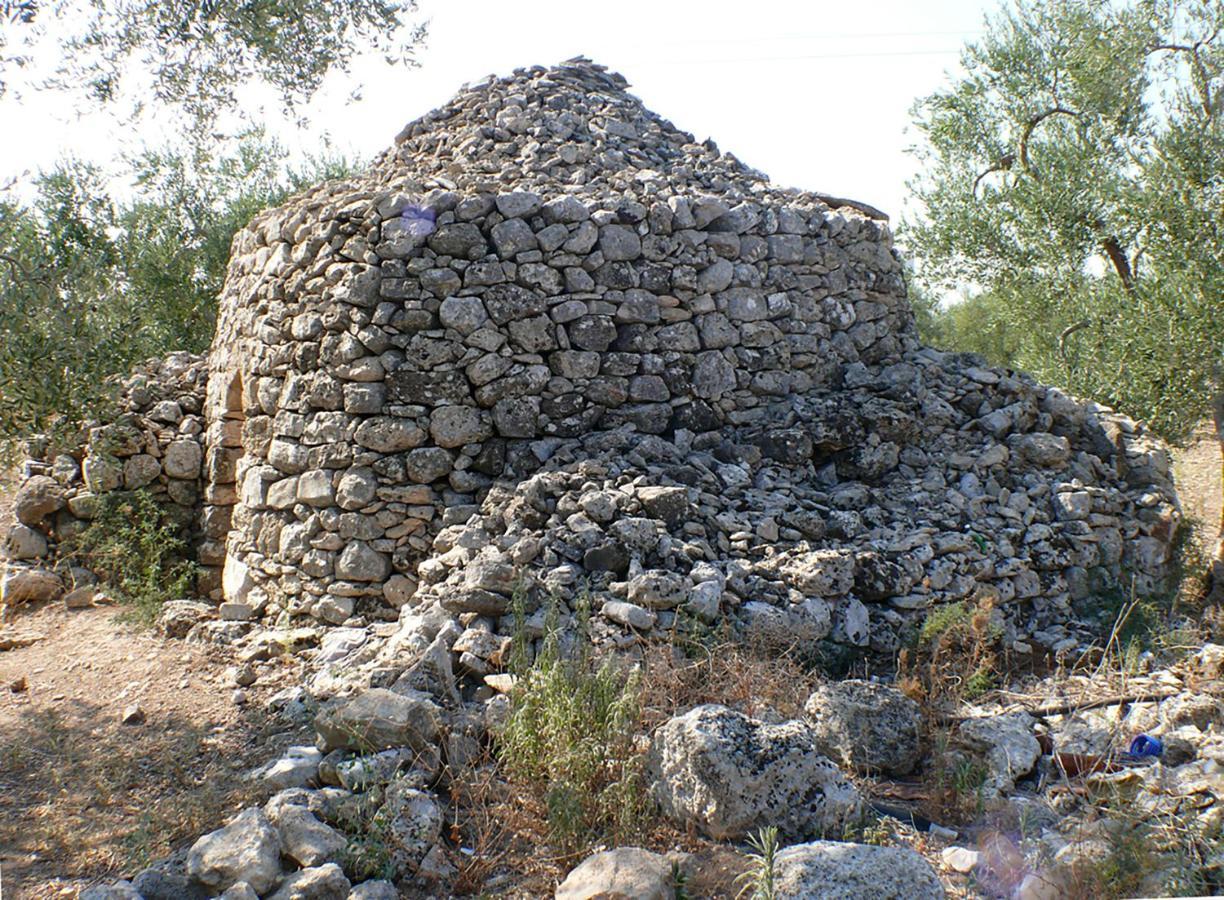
[649, 704, 861, 840]
[804, 680, 923, 775]
[772, 840, 945, 899]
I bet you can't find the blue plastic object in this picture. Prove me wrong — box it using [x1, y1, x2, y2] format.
[1128, 734, 1164, 758]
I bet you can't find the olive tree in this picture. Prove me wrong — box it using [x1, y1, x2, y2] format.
[905, 0, 1224, 595]
[1, 0, 426, 125]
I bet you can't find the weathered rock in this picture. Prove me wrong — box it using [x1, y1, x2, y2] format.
[1, 566, 63, 605]
[266, 863, 351, 900]
[803, 680, 922, 775]
[2, 524, 48, 560]
[250, 746, 323, 790]
[14, 475, 65, 525]
[314, 688, 440, 754]
[773, 841, 945, 900]
[270, 804, 347, 867]
[185, 807, 283, 895]
[556, 847, 675, 900]
[381, 780, 443, 875]
[649, 704, 861, 840]
[957, 712, 1041, 798]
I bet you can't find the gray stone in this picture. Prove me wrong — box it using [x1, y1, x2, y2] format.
[439, 296, 489, 335]
[186, 807, 283, 895]
[649, 704, 861, 840]
[804, 680, 922, 775]
[315, 688, 440, 754]
[405, 446, 454, 483]
[2, 524, 47, 560]
[957, 712, 1041, 798]
[15, 475, 65, 525]
[491, 217, 538, 257]
[164, 440, 203, 479]
[599, 224, 642, 261]
[335, 543, 390, 582]
[266, 863, 351, 900]
[773, 841, 945, 900]
[270, 804, 347, 867]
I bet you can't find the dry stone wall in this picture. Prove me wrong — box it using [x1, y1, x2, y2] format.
[205, 178, 910, 626]
[2, 353, 208, 604]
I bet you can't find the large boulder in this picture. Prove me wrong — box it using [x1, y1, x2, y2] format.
[773, 841, 945, 899]
[185, 807, 283, 895]
[314, 688, 440, 754]
[555, 847, 675, 900]
[804, 680, 923, 775]
[648, 704, 861, 840]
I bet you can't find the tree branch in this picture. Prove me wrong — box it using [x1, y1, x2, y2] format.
[1058, 319, 1091, 367]
[972, 154, 1014, 198]
[1019, 106, 1081, 174]
[1100, 234, 1135, 292]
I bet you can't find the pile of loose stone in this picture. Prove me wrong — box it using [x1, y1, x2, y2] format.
[1, 352, 207, 611]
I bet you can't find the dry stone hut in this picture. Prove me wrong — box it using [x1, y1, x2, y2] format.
[7, 58, 1181, 660]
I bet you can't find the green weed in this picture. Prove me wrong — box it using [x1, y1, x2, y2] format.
[63, 488, 196, 624]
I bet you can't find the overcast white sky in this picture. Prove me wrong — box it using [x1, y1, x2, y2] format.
[0, 0, 1000, 227]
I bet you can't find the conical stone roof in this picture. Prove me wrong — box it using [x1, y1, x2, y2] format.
[372, 57, 887, 219]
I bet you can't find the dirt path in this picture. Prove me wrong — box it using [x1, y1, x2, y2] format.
[1172, 422, 1222, 545]
[0, 602, 306, 899]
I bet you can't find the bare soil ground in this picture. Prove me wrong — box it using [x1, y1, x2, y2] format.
[0, 603, 307, 899]
[1173, 422, 1222, 564]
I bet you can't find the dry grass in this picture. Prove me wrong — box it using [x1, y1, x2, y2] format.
[0, 699, 264, 891]
[441, 640, 817, 897]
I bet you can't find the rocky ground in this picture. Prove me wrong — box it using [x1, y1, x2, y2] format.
[0, 432, 1219, 899]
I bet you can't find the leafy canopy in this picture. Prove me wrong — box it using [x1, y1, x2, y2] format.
[906, 0, 1223, 441]
[1, 0, 426, 125]
[0, 132, 354, 445]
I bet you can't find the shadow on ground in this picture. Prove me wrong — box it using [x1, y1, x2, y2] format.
[0, 693, 281, 897]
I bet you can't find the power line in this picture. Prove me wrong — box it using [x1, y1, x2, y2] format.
[662, 29, 984, 44]
[632, 48, 965, 66]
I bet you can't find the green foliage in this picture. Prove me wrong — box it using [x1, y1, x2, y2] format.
[337, 796, 398, 882]
[906, 0, 1224, 444]
[1, 0, 426, 127]
[498, 595, 646, 855]
[0, 132, 355, 447]
[64, 489, 195, 623]
[734, 825, 780, 900]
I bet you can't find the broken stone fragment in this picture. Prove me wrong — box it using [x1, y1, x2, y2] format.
[773, 841, 945, 899]
[804, 680, 923, 775]
[314, 688, 440, 754]
[556, 847, 676, 900]
[186, 807, 283, 895]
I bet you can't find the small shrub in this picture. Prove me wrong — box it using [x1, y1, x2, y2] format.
[734, 825, 780, 900]
[498, 594, 647, 855]
[900, 592, 1002, 711]
[64, 489, 195, 623]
